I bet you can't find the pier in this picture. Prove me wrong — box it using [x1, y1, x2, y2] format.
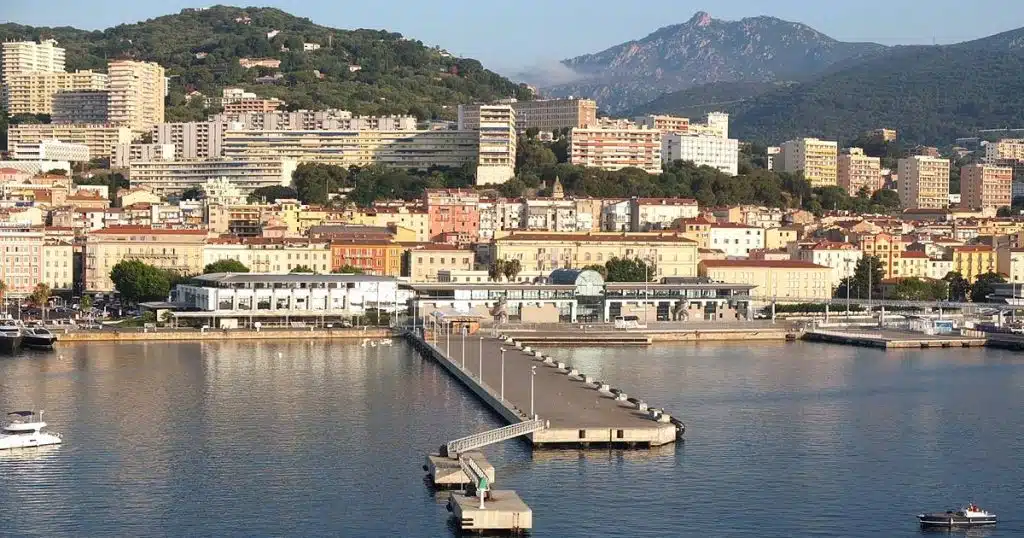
[803, 328, 987, 349]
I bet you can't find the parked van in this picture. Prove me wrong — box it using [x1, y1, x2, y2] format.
[613, 315, 647, 329]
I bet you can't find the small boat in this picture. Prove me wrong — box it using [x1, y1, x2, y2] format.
[22, 327, 57, 350]
[0, 411, 63, 450]
[918, 504, 997, 527]
[0, 321, 22, 354]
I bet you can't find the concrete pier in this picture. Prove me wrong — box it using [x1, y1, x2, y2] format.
[407, 330, 679, 447]
[803, 329, 986, 349]
[425, 452, 495, 489]
[448, 490, 532, 533]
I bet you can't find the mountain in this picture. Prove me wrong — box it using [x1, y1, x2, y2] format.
[0, 6, 531, 122]
[629, 27, 1024, 146]
[624, 81, 786, 119]
[538, 11, 884, 112]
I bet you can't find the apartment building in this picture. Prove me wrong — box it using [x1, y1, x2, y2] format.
[458, 98, 597, 131]
[10, 140, 90, 162]
[152, 121, 232, 159]
[330, 240, 404, 276]
[898, 155, 950, 209]
[838, 147, 882, 196]
[344, 207, 430, 242]
[205, 237, 333, 274]
[1, 39, 65, 82]
[476, 105, 517, 185]
[858, 232, 904, 279]
[635, 114, 689, 133]
[238, 58, 281, 69]
[107, 60, 166, 133]
[952, 245, 996, 283]
[779, 138, 838, 187]
[221, 97, 285, 114]
[3, 70, 108, 115]
[997, 246, 1024, 282]
[662, 133, 739, 175]
[403, 244, 476, 282]
[128, 158, 298, 196]
[961, 163, 1012, 211]
[111, 143, 175, 168]
[494, 231, 699, 278]
[8, 123, 132, 160]
[689, 112, 730, 139]
[214, 110, 418, 131]
[796, 241, 863, 287]
[708, 223, 766, 258]
[52, 89, 110, 124]
[985, 139, 1024, 162]
[42, 232, 74, 291]
[699, 259, 832, 300]
[425, 189, 480, 243]
[630, 198, 699, 231]
[84, 226, 208, 292]
[221, 129, 480, 170]
[0, 223, 43, 296]
[569, 126, 662, 174]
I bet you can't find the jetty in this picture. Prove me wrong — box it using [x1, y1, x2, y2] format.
[803, 328, 986, 349]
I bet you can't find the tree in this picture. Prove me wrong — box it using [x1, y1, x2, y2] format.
[0, 280, 6, 304]
[870, 189, 900, 210]
[331, 264, 365, 274]
[943, 271, 971, 302]
[292, 163, 348, 204]
[180, 187, 204, 201]
[488, 260, 506, 282]
[971, 271, 1007, 303]
[110, 260, 172, 305]
[604, 257, 656, 282]
[997, 206, 1013, 217]
[204, 259, 250, 274]
[28, 283, 51, 309]
[248, 185, 298, 203]
[888, 278, 948, 301]
[501, 259, 522, 282]
[836, 256, 885, 299]
[525, 127, 539, 139]
[290, 265, 316, 273]
[80, 294, 93, 311]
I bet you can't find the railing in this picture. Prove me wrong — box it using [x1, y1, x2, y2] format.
[807, 328, 884, 339]
[446, 418, 545, 456]
[458, 454, 487, 486]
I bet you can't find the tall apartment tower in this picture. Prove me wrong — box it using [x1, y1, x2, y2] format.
[475, 105, 517, 185]
[837, 147, 882, 196]
[961, 163, 1012, 211]
[1, 39, 65, 82]
[779, 138, 838, 187]
[898, 155, 950, 209]
[107, 60, 166, 133]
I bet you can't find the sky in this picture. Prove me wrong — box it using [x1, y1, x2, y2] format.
[4, 0, 1024, 74]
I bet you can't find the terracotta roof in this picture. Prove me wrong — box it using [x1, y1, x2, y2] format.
[680, 216, 715, 225]
[499, 232, 697, 244]
[89, 226, 207, 235]
[808, 240, 856, 250]
[901, 251, 929, 259]
[709, 223, 759, 229]
[953, 245, 993, 252]
[400, 242, 473, 251]
[634, 198, 698, 205]
[701, 260, 829, 269]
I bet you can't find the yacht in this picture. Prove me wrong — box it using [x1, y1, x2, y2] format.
[0, 411, 62, 450]
[0, 321, 22, 354]
[918, 504, 997, 527]
[22, 326, 57, 349]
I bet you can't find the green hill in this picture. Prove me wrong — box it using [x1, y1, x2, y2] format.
[0, 6, 531, 122]
[628, 28, 1024, 146]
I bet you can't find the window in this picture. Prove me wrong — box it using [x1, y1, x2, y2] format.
[578, 429, 586, 439]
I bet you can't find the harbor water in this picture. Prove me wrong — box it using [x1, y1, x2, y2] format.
[0, 339, 1021, 536]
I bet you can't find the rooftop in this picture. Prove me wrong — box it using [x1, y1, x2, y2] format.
[701, 260, 828, 269]
[193, 273, 395, 285]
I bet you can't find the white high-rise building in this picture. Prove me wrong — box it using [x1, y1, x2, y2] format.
[662, 133, 739, 175]
[475, 105, 517, 185]
[107, 60, 166, 133]
[1, 39, 65, 82]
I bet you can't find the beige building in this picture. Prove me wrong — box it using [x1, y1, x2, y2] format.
[475, 105, 517, 185]
[779, 138, 838, 187]
[1, 39, 65, 82]
[985, 139, 1024, 162]
[52, 89, 110, 124]
[152, 121, 232, 160]
[700, 259, 832, 300]
[8, 123, 133, 160]
[112, 143, 175, 168]
[10, 140, 90, 162]
[458, 98, 597, 131]
[494, 231, 698, 278]
[635, 114, 689, 133]
[84, 226, 208, 292]
[898, 155, 950, 209]
[765, 227, 799, 251]
[403, 244, 476, 282]
[221, 98, 285, 115]
[569, 127, 662, 174]
[838, 147, 882, 196]
[961, 163, 1012, 211]
[3, 70, 108, 115]
[107, 60, 166, 133]
[42, 235, 74, 290]
[128, 158, 298, 196]
[997, 246, 1024, 282]
[204, 237, 333, 274]
[0, 223, 44, 296]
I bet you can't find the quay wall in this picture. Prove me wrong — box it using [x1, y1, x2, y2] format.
[56, 328, 391, 343]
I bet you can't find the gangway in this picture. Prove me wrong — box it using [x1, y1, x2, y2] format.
[444, 418, 545, 457]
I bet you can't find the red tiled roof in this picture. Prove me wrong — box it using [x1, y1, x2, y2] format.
[709, 223, 759, 229]
[701, 260, 828, 269]
[89, 226, 207, 235]
[901, 251, 929, 259]
[499, 232, 697, 244]
[953, 245, 993, 252]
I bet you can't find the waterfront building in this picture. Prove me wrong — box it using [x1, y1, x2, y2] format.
[7, 123, 132, 160]
[111, 143, 175, 168]
[425, 189, 480, 243]
[661, 133, 739, 175]
[152, 121, 233, 160]
[107, 60, 166, 133]
[457, 98, 597, 131]
[961, 163, 1013, 211]
[699, 259, 832, 300]
[0, 223, 43, 297]
[898, 250, 930, 279]
[41, 233, 74, 291]
[204, 237, 333, 274]
[838, 147, 882, 196]
[997, 246, 1024, 282]
[795, 241, 863, 287]
[403, 244, 476, 282]
[708, 223, 766, 258]
[569, 126, 662, 174]
[952, 245, 996, 283]
[3, 70, 108, 115]
[494, 231, 698, 278]
[84, 226, 208, 292]
[128, 158, 298, 196]
[778, 138, 838, 187]
[10, 140, 90, 162]
[928, 258, 954, 281]
[898, 155, 950, 210]
[329, 239, 404, 276]
[475, 105, 517, 185]
[52, 89, 110, 124]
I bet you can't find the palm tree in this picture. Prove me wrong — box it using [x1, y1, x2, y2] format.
[488, 260, 507, 282]
[0, 280, 7, 318]
[28, 283, 51, 321]
[502, 259, 522, 282]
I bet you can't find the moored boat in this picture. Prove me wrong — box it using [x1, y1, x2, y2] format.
[0, 411, 63, 450]
[918, 504, 996, 527]
[22, 326, 57, 349]
[0, 321, 22, 354]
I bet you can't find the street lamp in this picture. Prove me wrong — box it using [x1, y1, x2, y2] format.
[500, 347, 506, 401]
[446, 321, 451, 356]
[461, 326, 466, 368]
[478, 336, 483, 379]
[530, 365, 536, 418]
[844, 258, 852, 317]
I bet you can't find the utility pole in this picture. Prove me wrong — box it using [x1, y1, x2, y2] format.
[530, 365, 536, 418]
[500, 348, 506, 401]
[478, 336, 483, 379]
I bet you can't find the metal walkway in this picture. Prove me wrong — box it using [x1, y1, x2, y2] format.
[446, 418, 545, 457]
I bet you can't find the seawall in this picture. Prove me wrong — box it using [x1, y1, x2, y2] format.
[55, 327, 392, 343]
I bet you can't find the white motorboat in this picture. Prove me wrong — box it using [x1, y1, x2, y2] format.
[0, 321, 22, 354]
[0, 411, 62, 450]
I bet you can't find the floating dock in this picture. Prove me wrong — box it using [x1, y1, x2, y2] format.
[803, 329, 986, 349]
[425, 451, 495, 489]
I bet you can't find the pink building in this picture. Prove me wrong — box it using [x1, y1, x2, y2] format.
[0, 223, 44, 297]
[425, 188, 480, 244]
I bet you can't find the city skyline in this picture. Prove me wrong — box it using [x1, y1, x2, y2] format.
[3, 0, 1024, 74]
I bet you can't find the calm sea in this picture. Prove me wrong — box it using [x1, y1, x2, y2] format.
[0, 339, 1021, 537]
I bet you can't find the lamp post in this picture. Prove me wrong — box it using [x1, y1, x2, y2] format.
[500, 347, 506, 401]
[478, 336, 483, 379]
[461, 327, 466, 368]
[530, 365, 536, 418]
[643, 255, 650, 326]
[446, 321, 451, 356]
[844, 258, 852, 317]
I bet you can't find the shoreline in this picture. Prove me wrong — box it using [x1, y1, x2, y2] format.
[52, 327, 392, 343]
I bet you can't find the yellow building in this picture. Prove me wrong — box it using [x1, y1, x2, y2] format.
[204, 237, 333, 274]
[858, 232, 905, 279]
[1, 39, 65, 81]
[961, 164, 1012, 211]
[897, 251, 930, 279]
[676, 216, 714, 249]
[457, 98, 597, 131]
[985, 138, 1024, 161]
[107, 60, 166, 133]
[4, 70, 108, 115]
[84, 226, 208, 292]
[779, 138, 838, 187]
[765, 227, 799, 251]
[348, 207, 429, 242]
[699, 259, 832, 300]
[838, 147, 882, 196]
[8, 123, 133, 160]
[494, 231, 698, 278]
[952, 245, 996, 283]
[898, 156, 950, 209]
[403, 244, 476, 282]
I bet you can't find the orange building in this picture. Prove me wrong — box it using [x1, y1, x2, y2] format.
[329, 239, 402, 276]
[425, 188, 480, 244]
[858, 232, 904, 279]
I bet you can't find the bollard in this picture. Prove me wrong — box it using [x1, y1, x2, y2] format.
[543, 357, 554, 365]
[615, 392, 628, 401]
[657, 413, 672, 423]
[555, 361, 566, 370]
[523, 346, 532, 353]
[568, 368, 579, 377]
[515, 342, 523, 349]
[598, 383, 611, 392]
[583, 375, 593, 384]
[637, 401, 648, 411]
[533, 350, 543, 357]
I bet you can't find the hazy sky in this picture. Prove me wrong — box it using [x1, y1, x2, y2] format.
[4, 0, 1024, 72]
